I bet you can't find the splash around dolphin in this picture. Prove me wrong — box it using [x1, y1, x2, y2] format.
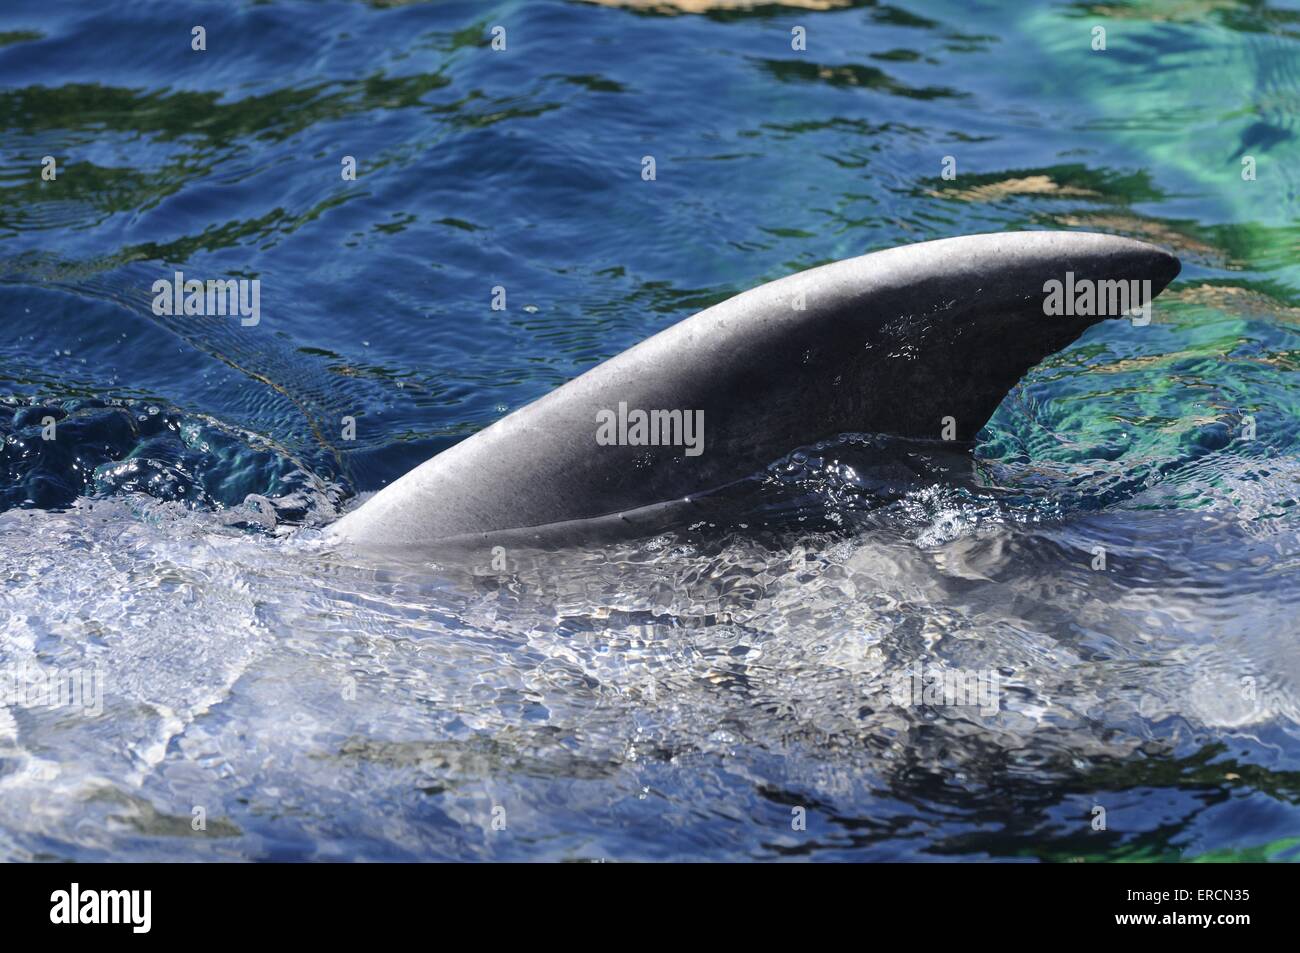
[331, 231, 1180, 551]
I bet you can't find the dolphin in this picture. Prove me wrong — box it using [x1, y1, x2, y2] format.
[330, 231, 1180, 551]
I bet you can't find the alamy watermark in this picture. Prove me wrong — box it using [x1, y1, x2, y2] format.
[50, 883, 150, 933]
[1, 661, 104, 716]
[595, 401, 704, 457]
[1044, 272, 1153, 326]
[886, 663, 1001, 716]
[151, 271, 260, 326]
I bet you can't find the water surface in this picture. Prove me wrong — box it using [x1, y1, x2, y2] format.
[0, 0, 1298, 861]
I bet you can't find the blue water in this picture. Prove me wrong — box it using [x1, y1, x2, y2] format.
[0, 0, 1298, 861]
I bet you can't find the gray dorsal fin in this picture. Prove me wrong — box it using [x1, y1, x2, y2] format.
[332, 231, 1179, 548]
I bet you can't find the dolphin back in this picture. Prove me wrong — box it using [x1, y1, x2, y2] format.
[332, 231, 1180, 548]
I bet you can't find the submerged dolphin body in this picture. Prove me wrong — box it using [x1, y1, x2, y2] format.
[332, 231, 1180, 550]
